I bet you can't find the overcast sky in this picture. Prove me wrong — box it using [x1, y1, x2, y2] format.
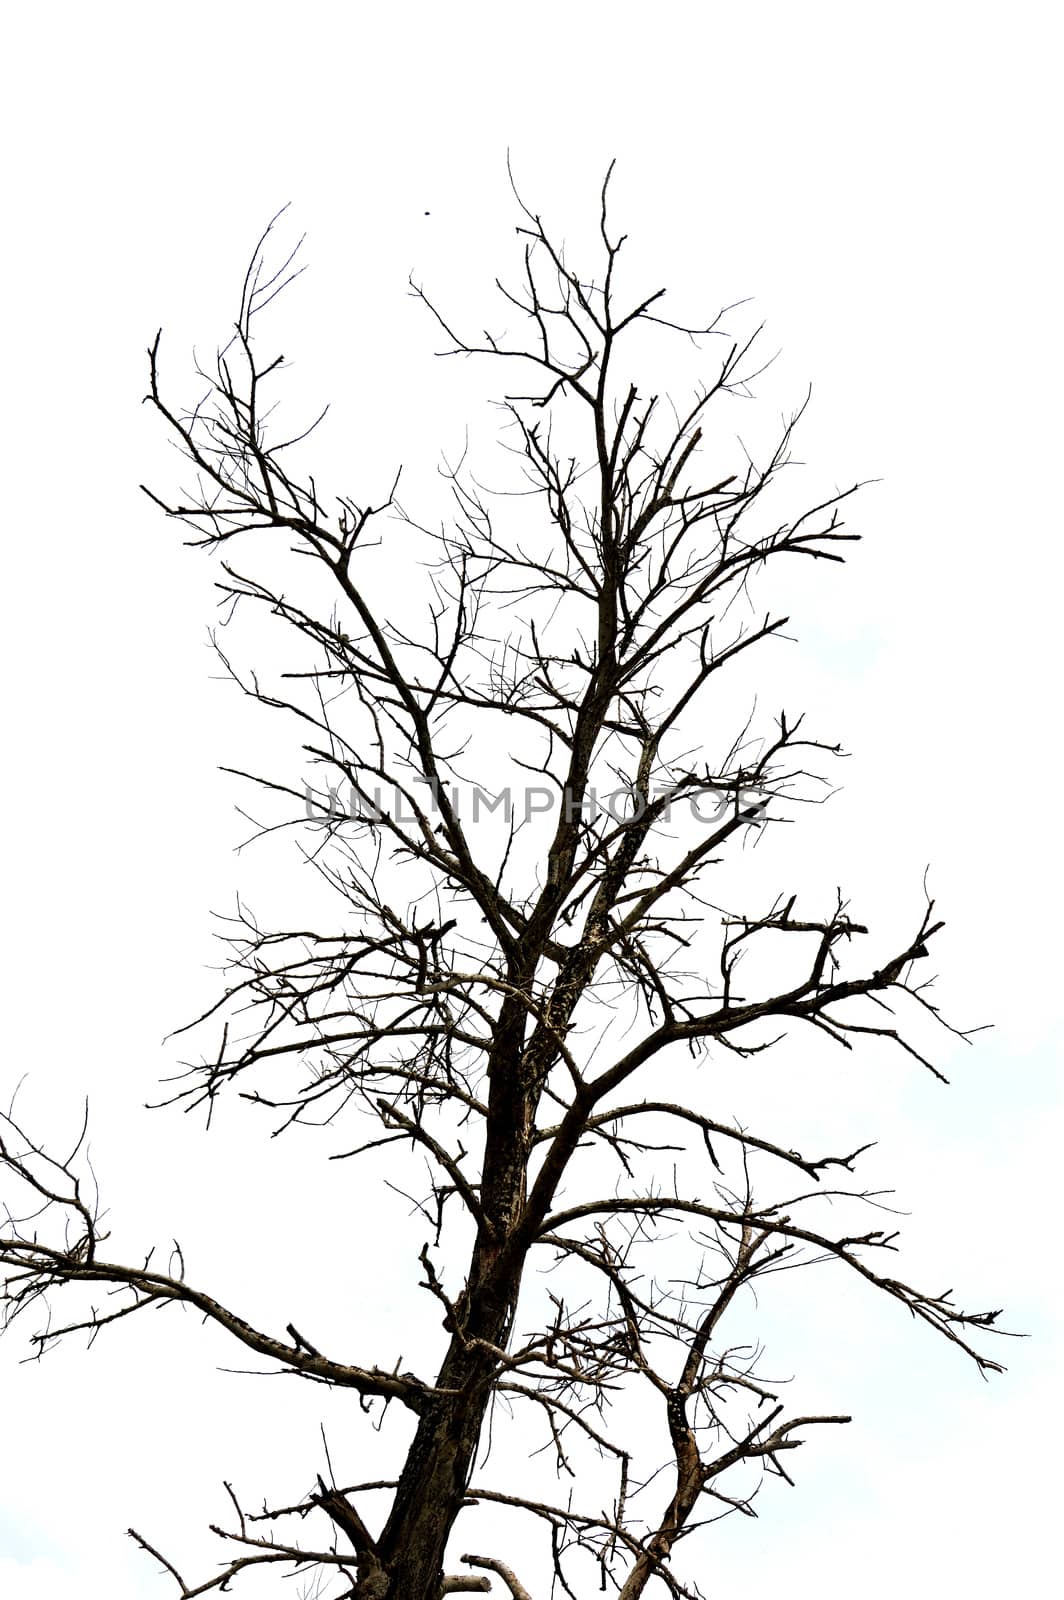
[1, 3, 1061, 1597]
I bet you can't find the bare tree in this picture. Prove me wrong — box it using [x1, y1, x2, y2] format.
[0, 172, 1006, 1600]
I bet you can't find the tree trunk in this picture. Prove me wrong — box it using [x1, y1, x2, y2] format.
[371, 1023, 535, 1598]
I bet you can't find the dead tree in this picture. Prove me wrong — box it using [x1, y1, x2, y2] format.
[0, 172, 1006, 1600]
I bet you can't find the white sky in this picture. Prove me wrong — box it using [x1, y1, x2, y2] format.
[1, 2, 1061, 1596]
